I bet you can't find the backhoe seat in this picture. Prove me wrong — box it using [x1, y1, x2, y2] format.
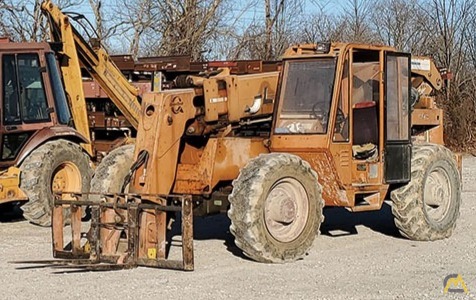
[353, 101, 378, 145]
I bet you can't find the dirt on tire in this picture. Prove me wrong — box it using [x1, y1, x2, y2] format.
[228, 153, 324, 263]
[391, 143, 461, 240]
[90, 144, 135, 199]
[20, 139, 92, 226]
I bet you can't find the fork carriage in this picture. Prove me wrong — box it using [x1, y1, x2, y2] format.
[52, 192, 194, 271]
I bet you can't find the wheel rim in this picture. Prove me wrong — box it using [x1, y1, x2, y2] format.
[52, 162, 82, 200]
[264, 177, 309, 243]
[423, 166, 452, 222]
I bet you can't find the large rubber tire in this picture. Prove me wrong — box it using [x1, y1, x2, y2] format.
[228, 153, 324, 263]
[90, 144, 134, 256]
[20, 139, 92, 226]
[90, 144, 134, 199]
[391, 143, 461, 241]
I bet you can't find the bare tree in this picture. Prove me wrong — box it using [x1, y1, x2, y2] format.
[370, 0, 429, 52]
[299, 3, 347, 43]
[418, 0, 476, 147]
[152, 0, 224, 60]
[421, 0, 475, 84]
[87, 0, 105, 41]
[230, 0, 305, 60]
[108, 0, 157, 57]
[0, 0, 47, 42]
[341, 0, 374, 42]
[263, 0, 285, 60]
[0, 0, 82, 42]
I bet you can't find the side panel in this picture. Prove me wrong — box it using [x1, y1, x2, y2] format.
[295, 151, 350, 207]
[0, 167, 28, 204]
[173, 137, 269, 194]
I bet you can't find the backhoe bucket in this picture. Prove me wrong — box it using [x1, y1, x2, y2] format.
[48, 192, 194, 271]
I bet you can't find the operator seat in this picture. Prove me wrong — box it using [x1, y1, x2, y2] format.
[352, 101, 378, 160]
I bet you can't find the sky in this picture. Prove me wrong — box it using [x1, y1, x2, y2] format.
[71, 0, 346, 26]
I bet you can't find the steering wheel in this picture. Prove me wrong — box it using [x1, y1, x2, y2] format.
[335, 107, 346, 128]
[311, 102, 328, 122]
[311, 102, 345, 126]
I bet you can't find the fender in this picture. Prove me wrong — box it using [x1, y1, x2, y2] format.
[15, 126, 89, 166]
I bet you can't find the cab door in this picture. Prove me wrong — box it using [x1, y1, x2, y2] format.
[384, 52, 411, 183]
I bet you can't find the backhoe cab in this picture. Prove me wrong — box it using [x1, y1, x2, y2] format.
[46, 43, 461, 271]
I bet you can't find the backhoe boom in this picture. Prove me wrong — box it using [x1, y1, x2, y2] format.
[42, 0, 141, 133]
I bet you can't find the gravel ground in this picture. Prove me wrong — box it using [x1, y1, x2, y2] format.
[1, 157, 475, 300]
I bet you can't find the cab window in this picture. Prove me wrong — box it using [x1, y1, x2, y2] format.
[2, 54, 50, 125]
[275, 59, 337, 134]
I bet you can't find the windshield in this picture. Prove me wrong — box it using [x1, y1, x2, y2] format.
[275, 58, 337, 134]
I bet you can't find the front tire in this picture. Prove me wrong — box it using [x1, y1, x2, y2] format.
[90, 144, 134, 199]
[20, 139, 92, 226]
[391, 143, 461, 240]
[90, 144, 134, 255]
[228, 153, 324, 263]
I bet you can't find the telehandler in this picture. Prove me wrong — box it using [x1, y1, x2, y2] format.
[35, 42, 460, 271]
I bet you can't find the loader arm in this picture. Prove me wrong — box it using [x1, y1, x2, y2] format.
[41, 1, 142, 136]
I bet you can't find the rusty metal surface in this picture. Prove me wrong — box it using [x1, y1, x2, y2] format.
[40, 192, 194, 271]
[88, 111, 131, 128]
[295, 151, 348, 207]
[110, 55, 136, 71]
[181, 196, 194, 271]
[174, 138, 269, 195]
[83, 81, 151, 98]
[0, 41, 52, 52]
[136, 55, 191, 72]
[131, 91, 197, 198]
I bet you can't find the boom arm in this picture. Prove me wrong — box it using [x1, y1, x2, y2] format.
[411, 56, 443, 96]
[41, 1, 142, 134]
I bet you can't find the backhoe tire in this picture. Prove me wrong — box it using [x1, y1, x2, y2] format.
[391, 143, 461, 241]
[228, 153, 324, 263]
[90, 144, 134, 199]
[20, 139, 92, 227]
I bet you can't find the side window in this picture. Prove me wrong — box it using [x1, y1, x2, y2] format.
[333, 54, 349, 142]
[2, 55, 21, 125]
[386, 56, 410, 141]
[17, 54, 50, 123]
[46, 53, 71, 125]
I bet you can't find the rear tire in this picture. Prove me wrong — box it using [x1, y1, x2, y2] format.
[391, 143, 461, 240]
[228, 153, 324, 263]
[20, 139, 92, 227]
